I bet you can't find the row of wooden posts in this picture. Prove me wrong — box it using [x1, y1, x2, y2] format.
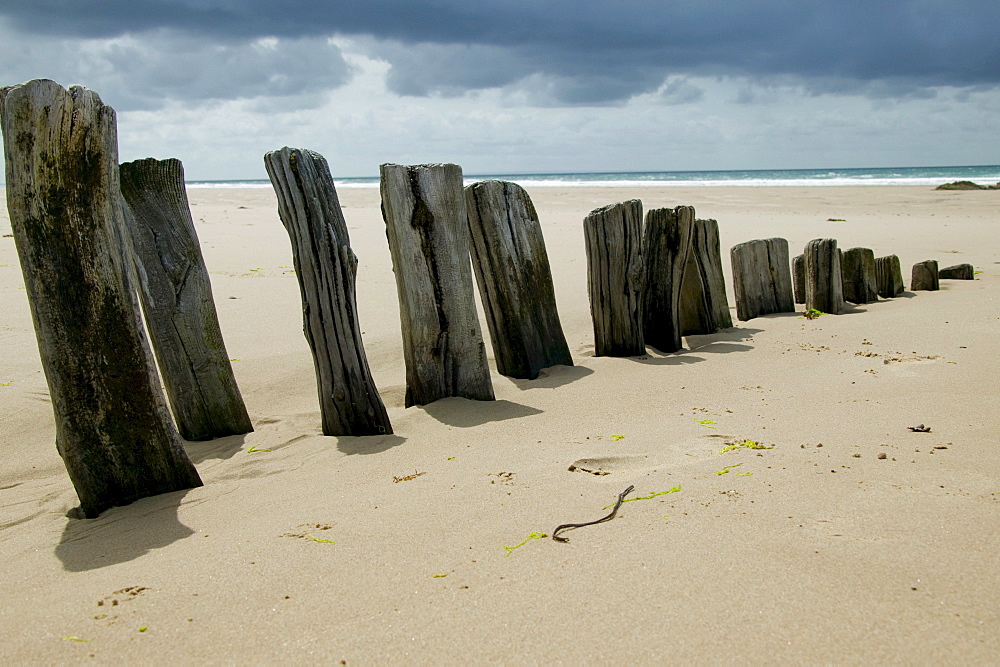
[0, 80, 974, 517]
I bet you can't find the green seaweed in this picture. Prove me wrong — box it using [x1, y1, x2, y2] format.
[737, 472, 754, 476]
[247, 446, 272, 453]
[719, 439, 775, 454]
[603, 485, 681, 509]
[432, 573, 447, 578]
[0, 381, 12, 387]
[503, 531, 548, 556]
[715, 463, 744, 475]
[611, 434, 625, 441]
[307, 534, 334, 543]
[695, 419, 717, 429]
[138, 626, 148, 633]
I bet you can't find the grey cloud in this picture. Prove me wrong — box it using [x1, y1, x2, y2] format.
[1, 0, 998, 105]
[0, 24, 352, 110]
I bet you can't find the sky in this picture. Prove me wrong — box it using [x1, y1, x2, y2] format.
[1, 0, 999, 179]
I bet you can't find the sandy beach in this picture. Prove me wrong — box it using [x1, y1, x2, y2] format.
[1, 184, 997, 662]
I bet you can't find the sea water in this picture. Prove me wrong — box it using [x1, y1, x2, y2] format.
[186, 165, 1000, 189]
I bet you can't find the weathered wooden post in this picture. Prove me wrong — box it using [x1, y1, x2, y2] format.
[642, 206, 693, 353]
[730, 238, 795, 321]
[939, 263, 974, 280]
[465, 180, 572, 379]
[910, 260, 940, 291]
[0, 79, 201, 517]
[875, 254, 905, 298]
[679, 218, 732, 335]
[792, 254, 806, 304]
[841, 247, 878, 304]
[120, 158, 253, 441]
[804, 238, 845, 314]
[381, 163, 494, 406]
[264, 148, 392, 434]
[584, 200, 645, 356]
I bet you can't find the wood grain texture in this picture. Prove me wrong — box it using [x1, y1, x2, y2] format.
[381, 163, 494, 406]
[0, 79, 201, 517]
[730, 237, 795, 321]
[265, 147, 392, 434]
[679, 218, 732, 335]
[910, 259, 940, 291]
[804, 238, 846, 314]
[465, 180, 572, 379]
[120, 157, 253, 441]
[584, 200, 645, 357]
[841, 247, 879, 304]
[875, 254, 905, 298]
[643, 205, 693, 352]
[939, 263, 974, 280]
[792, 254, 806, 304]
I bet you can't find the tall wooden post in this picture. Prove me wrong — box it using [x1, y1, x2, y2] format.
[381, 163, 494, 406]
[804, 238, 845, 314]
[730, 238, 795, 321]
[679, 217, 732, 335]
[643, 205, 693, 353]
[841, 247, 878, 304]
[0, 79, 201, 518]
[120, 158, 254, 441]
[875, 254, 905, 298]
[792, 254, 806, 304]
[465, 180, 572, 379]
[584, 200, 645, 357]
[265, 148, 392, 433]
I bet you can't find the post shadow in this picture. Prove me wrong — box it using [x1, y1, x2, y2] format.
[184, 433, 247, 465]
[56, 489, 195, 572]
[336, 434, 407, 456]
[508, 364, 594, 391]
[421, 397, 543, 428]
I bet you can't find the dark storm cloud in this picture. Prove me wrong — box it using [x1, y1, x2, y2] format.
[2, 0, 998, 104]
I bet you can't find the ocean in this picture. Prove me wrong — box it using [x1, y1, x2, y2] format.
[186, 165, 1000, 189]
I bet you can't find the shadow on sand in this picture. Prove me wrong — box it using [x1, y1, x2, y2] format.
[509, 363, 594, 391]
[336, 434, 407, 456]
[56, 489, 195, 572]
[421, 397, 543, 428]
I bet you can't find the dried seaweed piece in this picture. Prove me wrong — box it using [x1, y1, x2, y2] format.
[552, 485, 634, 543]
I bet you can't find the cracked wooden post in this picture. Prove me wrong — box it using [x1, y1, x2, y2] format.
[730, 237, 794, 321]
[380, 163, 494, 406]
[841, 247, 879, 304]
[910, 260, 940, 291]
[465, 180, 572, 379]
[875, 254, 905, 298]
[643, 205, 693, 353]
[792, 254, 806, 304]
[120, 157, 253, 441]
[0, 79, 201, 517]
[679, 218, 732, 335]
[264, 148, 392, 434]
[804, 238, 845, 314]
[584, 200, 645, 356]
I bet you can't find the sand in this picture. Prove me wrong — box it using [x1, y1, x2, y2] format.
[1, 184, 997, 663]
